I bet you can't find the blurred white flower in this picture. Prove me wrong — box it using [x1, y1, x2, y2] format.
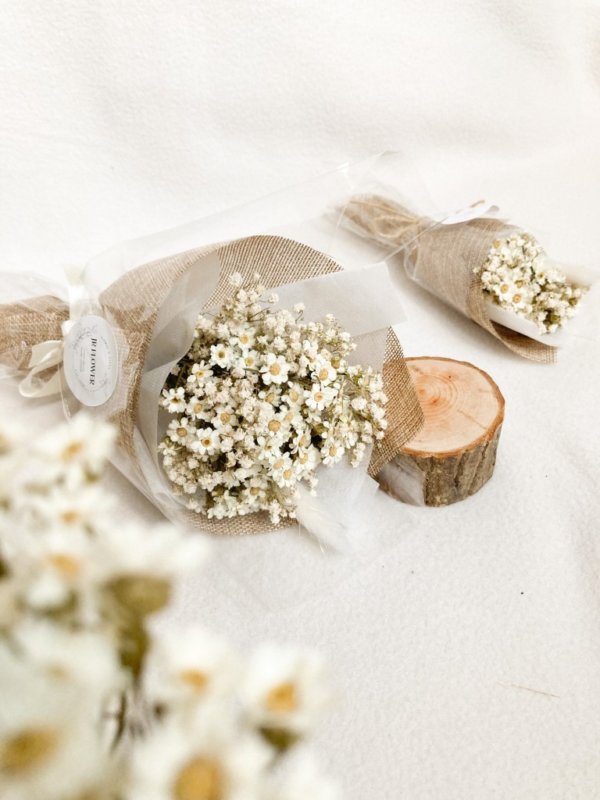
[95, 522, 211, 584]
[266, 753, 341, 800]
[34, 414, 116, 482]
[241, 645, 330, 737]
[10, 528, 98, 612]
[127, 710, 271, 800]
[0, 647, 107, 800]
[12, 620, 123, 699]
[145, 625, 238, 712]
[0, 402, 337, 800]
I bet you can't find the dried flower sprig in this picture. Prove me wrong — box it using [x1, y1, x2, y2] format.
[0, 415, 339, 800]
[159, 273, 388, 524]
[475, 232, 587, 333]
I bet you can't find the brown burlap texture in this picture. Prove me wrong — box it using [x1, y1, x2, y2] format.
[0, 235, 424, 535]
[344, 195, 556, 363]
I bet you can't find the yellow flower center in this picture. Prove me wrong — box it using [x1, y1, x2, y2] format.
[250, 486, 261, 496]
[194, 404, 203, 414]
[268, 420, 281, 433]
[289, 390, 299, 402]
[283, 469, 293, 481]
[201, 438, 212, 448]
[269, 363, 281, 376]
[0, 728, 60, 775]
[331, 357, 341, 369]
[500, 284, 509, 294]
[61, 510, 82, 525]
[244, 357, 254, 367]
[265, 681, 298, 713]
[174, 757, 223, 800]
[220, 413, 231, 424]
[48, 553, 81, 577]
[62, 441, 83, 461]
[318, 368, 329, 381]
[513, 294, 522, 304]
[314, 392, 324, 402]
[516, 280, 524, 288]
[329, 445, 337, 457]
[180, 669, 209, 692]
[177, 427, 188, 438]
[240, 334, 250, 344]
[274, 459, 284, 470]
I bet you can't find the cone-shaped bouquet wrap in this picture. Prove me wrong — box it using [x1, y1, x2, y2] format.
[0, 232, 424, 546]
[343, 194, 598, 362]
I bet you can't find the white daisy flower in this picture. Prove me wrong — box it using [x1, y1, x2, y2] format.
[232, 327, 255, 351]
[305, 385, 336, 412]
[191, 361, 214, 381]
[312, 357, 337, 386]
[261, 354, 289, 386]
[163, 387, 187, 414]
[212, 407, 237, 432]
[321, 441, 344, 466]
[168, 418, 192, 445]
[271, 455, 297, 488]
[210, 344, 233, 369]
[238, 349, 259, 371]
[191, 428, 221, 456]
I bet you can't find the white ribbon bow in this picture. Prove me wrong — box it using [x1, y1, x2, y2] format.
[18, 264, 90, 400]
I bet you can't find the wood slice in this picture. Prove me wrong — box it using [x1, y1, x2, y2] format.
[377, 357, 505, 506]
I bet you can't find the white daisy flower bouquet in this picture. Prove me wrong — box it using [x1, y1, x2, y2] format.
[0, 415, 340, 800]
[343, 194, 598, 362]
[159, 273, 388, 527]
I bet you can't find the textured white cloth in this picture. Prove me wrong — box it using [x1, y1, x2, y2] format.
[2, 2, 600, 797]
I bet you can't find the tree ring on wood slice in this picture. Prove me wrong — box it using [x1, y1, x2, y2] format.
[377, 357, 505, 506]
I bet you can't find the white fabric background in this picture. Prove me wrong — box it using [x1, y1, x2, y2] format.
[2, 1, 600, 797]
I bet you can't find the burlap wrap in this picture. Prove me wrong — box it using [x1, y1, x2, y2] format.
[0, 235, 424, 535]
[344, 195, 556, 363]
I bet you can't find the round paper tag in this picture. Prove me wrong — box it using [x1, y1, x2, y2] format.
[63, 315, 119, 407]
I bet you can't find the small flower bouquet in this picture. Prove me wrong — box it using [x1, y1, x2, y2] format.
[475, 232, 588, 345]
[159, 274, 388, 529]
[343, 194, 597, 362]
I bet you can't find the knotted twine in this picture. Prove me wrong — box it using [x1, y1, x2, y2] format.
[344, 195, 557, 363]
[0, 235, 424, 535]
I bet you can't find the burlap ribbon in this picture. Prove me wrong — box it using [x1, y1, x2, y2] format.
[344, 195, 556, 363]
[0, 235, 424, 535]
